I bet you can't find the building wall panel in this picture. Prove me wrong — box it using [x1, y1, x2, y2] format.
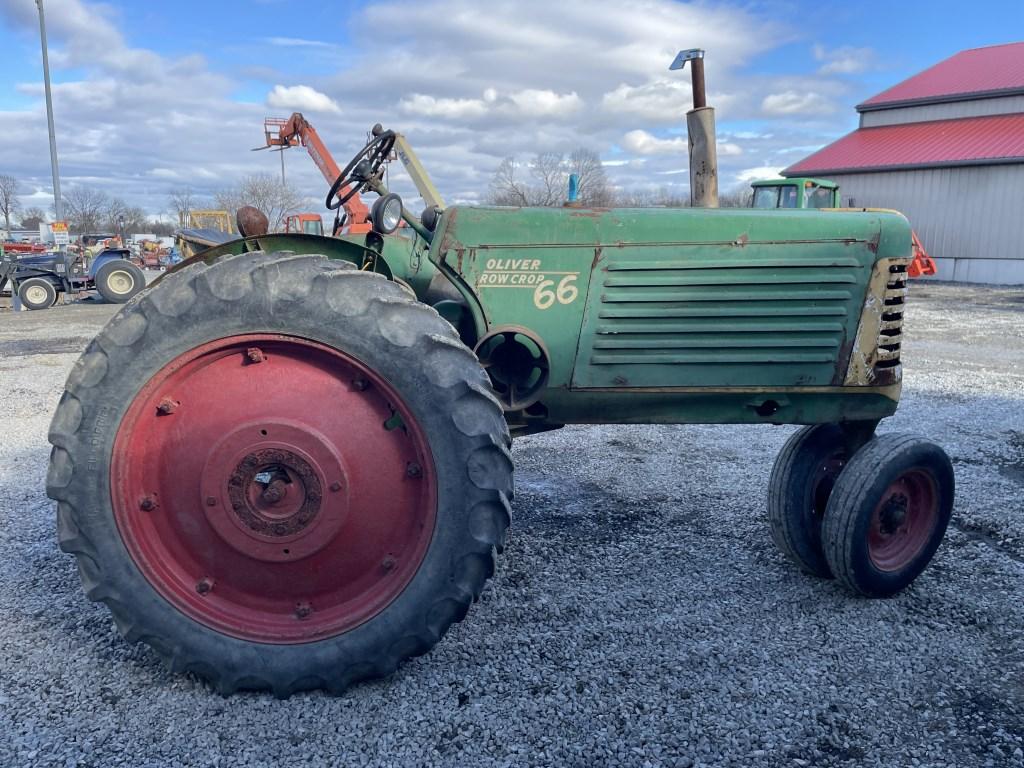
[826, 165, 1024, 284]
[860, 95, 1024, 127]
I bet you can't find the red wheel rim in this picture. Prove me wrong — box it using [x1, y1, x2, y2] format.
[111, 334, 436, 644]
[867, 469, 938, 572]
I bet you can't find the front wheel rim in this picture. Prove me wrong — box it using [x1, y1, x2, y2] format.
[24, 284, 49, 305]
[867, 468, 938, 572]
[111, 334, 437, 644]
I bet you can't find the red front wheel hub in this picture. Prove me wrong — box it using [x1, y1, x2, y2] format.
[867, 469, 938, 572]
[111, 334, 436, 644]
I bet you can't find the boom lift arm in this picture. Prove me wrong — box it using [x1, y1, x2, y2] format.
[258, 113, 372, 234]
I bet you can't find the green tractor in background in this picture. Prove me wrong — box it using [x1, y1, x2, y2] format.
[751, 177, 840, 209]
[48, 86, 954, 696]
[750, 177, 937, 278]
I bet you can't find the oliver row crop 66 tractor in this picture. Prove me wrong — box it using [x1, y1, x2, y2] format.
[47, 53, 954, 697]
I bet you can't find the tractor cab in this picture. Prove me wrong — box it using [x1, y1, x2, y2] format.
[284, 213, 324, 237]
[750, 177, 839, 209]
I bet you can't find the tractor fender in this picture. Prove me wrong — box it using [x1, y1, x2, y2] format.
[156, 233, 384, 289]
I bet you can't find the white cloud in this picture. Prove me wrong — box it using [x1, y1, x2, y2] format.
[504, 89, 582, 117]
[601, 80, 691, 122]
[400, 93, 488, 118]
[622, 130, 742, 157]
[265, 37, 335, 49]
[266, 84, 341, 113]
[735, 166, 785, 183]
[812, 44, 875, 75]
[621, 130, 687, 155]
[761, 90, 836, 116]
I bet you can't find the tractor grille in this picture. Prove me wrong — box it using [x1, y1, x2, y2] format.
[875, 260, 909, 372]
[575, 250, 867, 388]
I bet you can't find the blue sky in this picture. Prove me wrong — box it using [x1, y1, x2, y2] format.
[0, 0, 1021, 217]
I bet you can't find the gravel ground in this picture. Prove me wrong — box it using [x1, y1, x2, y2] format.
[0, 283, 1022, 768]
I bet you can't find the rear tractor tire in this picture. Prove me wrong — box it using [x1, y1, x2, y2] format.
[95, 259, 145, 303]
[18, 277, 58, 310]
[47, 251, 512, 696]
[822, 434, 954, 597]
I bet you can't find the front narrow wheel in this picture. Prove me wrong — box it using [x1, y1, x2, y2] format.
[766, 424, 852, 577]
[18, 277, 58, 310]
[48, 252, 512, 695]
[822, 434, 954, 597]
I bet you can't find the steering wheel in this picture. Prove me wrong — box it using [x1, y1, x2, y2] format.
[325, 125, 396, 211]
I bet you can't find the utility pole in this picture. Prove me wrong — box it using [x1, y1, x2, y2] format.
[36, 0, 63, 221]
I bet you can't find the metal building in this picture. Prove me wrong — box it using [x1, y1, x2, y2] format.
[783, 42, 1024, 284]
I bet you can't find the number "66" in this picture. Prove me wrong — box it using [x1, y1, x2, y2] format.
[533, 275, 579, 310]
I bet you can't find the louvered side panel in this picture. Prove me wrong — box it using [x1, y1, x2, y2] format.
[572, 248, 870, 388]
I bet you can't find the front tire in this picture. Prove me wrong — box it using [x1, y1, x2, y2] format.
[48, 251, 512, 696]
[95, 260, 145, 303]
[822, 434, 954, 597]
[18, 277, 58, 310]
[766, 424, 852, 577]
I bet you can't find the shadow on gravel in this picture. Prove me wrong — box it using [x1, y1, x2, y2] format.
[0, 338, 94, 357]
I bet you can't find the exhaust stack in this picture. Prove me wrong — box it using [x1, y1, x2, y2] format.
[671, 49, 718, 208]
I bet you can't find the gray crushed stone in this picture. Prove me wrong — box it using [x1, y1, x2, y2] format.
[0, 283, 1021, 767]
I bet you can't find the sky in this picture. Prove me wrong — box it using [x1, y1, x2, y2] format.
[0, 0, 1021, 221]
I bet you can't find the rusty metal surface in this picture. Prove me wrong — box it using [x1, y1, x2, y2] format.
[236, 206, 269, 238]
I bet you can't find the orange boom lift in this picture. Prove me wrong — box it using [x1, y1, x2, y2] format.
[257, 113, 372, 234]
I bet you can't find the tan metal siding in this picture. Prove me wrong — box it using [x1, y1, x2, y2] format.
[859, 95, 1024, 127]
[825, 165, 1024, 283]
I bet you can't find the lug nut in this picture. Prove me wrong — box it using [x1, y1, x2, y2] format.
[329, 481, 342, 492]
[196, 578, 214, 595]
[352, 377, 368, 391]
[381, 556, 396, 572]
[246, 347, 265, 364]
[156, 397, 178, 415]
[406, 462, 422, 478]
[205, 496, 217, 507]
[295, 602, 312, 620]
[139, 496, 157, 512]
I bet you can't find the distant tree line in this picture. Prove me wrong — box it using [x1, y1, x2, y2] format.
[486, 150, 752, 208]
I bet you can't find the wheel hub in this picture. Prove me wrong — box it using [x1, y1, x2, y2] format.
[229, 449, 321, 536]
[877, 493, 909, 534]
[867, 470, 938, 572]
[111, 334, 437, 644]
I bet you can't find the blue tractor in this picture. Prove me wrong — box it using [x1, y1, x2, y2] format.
[0, 245, 146, 310]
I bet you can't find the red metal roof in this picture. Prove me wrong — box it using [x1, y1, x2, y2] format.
[783, 113, 1024, 175]
[859, 42, 1024, 110]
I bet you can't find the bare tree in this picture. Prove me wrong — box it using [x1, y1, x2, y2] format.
[168, 188, 196, 226]
[718, 189, 752, 208]
[487, 157, 531, 207]
[18, 206, 46, 230]
[568, 149, 614, 207]
[532, 152, 566, 207]
[215, 174, 305, 231]
[0, 174, 20, 232]
[104, 198, 149, 234]
[62, 186, 109, 235]
[487, 148, 614, 208]
[616, 187, 690, 208]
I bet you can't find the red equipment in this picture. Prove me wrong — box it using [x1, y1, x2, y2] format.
[259, 114, 372, 234]
[908, 231, 937, 278]
[2, 241, 47, 254]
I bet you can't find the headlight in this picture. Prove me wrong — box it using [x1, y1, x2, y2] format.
[371, 193, 403, 234]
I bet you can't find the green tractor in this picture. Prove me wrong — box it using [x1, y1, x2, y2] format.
[750, 177, 839, 210]
[47, 122, 954, 697]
